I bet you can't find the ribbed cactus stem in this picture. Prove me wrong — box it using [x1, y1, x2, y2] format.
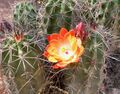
[45, 0, 73, 34]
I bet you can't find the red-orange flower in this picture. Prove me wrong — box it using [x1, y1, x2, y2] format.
[43, 28, 84, 69]
[14, 33, 23, 43]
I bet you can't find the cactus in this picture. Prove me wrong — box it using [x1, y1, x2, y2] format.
[44, 0, 74, 34]
[72, 0, 120, 28]
[66, 0, 120, 94]
[66, 0, 109, 94]
[0, 0, 119, 94]
[2, 1, 46, 94]
[64, 27, 106, 94]
[13, 2, 38, 33]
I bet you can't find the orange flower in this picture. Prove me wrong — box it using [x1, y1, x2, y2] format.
[14, 33, 23, 43]
[43, 28, 84, 69]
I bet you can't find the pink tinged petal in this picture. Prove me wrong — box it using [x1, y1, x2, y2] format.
[76, 22, 84, 32]
[75, 22, 88, 41]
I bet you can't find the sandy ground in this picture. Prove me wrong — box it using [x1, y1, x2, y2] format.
[0, 0, 22, 22]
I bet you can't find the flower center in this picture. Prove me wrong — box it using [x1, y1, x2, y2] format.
[59, 46, 74, 60]
[61, 47, 69, 54]
[65, 51, 69, 54]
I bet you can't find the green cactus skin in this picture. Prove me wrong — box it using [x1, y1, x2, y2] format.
[44, 0, 74, 34]
[2, 1, 46, 94]
[65, 30, 106, 94]
[66, 0, 109, 94]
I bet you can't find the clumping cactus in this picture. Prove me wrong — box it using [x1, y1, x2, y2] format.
[67, 0, 119, 94]
[0, 0, 119, 94]
[1, 1, 46, 94]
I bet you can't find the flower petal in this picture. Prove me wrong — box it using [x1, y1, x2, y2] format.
[76, 45, 84, 57]
[75, 22, 88, 41]
[76, 38, 82, 47]
[76, 22, 84, 32]
[66, 35, 77, 51]
[47, 33, 59, 42]
[52, 61, 70, 69]
[69, 29, 75, 36]
[48, 56, 58, 62]
[43, 51, 49, 57]
[47, 45, 58, 56]
[60, 28, 68, 37]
